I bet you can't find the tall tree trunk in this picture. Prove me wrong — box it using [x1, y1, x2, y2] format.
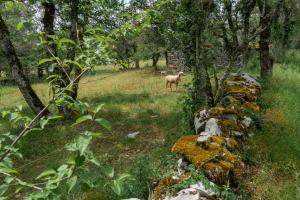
[42, 0, 56, 77]
[194, 28, 208, 108]
[224, 0, 239, 50]
[242, 0, 256, 61]
[0, 14, 49, 115]
[133, 43, 140, 68]
[165, 51, 169, 67]
[205, 64, 214, 106]
[282, 2, 292, 48]
[68, 0, 80, 100]
[258, 0, 273, 78]
[152, 52, 160, 70]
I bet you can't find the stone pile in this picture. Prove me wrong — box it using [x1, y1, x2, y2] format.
[153, 73, 261, 200]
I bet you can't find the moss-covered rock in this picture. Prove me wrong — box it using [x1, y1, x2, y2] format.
[224, 84, 257, 102]
[243, 102, 260, 112]
[171, 135, 244, 185]
[219, 95, 245, 108]
[153, 173, 191, 200]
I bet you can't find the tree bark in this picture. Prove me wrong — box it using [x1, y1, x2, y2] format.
[68, 0, 80, 100]
[152, 52, 160, 70]
[194, 28, 208, 108]
[282, 1, 292, 48]
[258, 0, 273, 78]
[165, 51, 169, 67]
[42, 0, 56, 77]
[0, 14, 49, 115]
[133, 43, 140, 68]
[224, 0, 239, 50]
[205, 64, 214, 106]
[242, 0, 256, 60]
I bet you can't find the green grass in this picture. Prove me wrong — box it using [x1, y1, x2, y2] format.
[0, 62, 191, 199]
[242, 51, 300, 200]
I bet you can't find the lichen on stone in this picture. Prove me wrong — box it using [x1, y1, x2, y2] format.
[172, 135, 244, 185]
[208, 106, 238, 117]
[153, 173, 191, 200]
[224, 84, 257, 102]
[243, 102, 260, 112]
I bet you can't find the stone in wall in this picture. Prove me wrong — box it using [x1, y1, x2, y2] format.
[154, 73, 261, 200]
[166, 51, 187, 72]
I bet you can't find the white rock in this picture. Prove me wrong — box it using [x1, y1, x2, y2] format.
[194, 109, 208, 134]
[122, 199, 141, 200]
[164, 188, 199, 200]
[240, 73, 261, 87]
[197, 118, 222, 143]
[190, 181, 217, 197]
[197, 132, 211, 143]
[242, 116, 252, 128]
[164, 181, 217, 200]
[232, 130, 243, 137]
[205, 118, 221, 136]
[224, 113, 238, 122]
[127, 131, 140, 139]
[177, 158, 188, 174]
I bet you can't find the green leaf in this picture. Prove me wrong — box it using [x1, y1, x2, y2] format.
[10, 112, 18, 121]
[73, 115, 93, 126]
[67, 176, 77, 193]
[38, 58, 57, 65]
[0, 184, 8, 196]
[17, 105, 23, 111]
[94, 104, 104, 114]
[117, 173, 132, 181]
[65, 60, 83, 69]
[95, 118, 111, 131]
[75, 155, 85, 167]
[0, 169, 17, 174]
[47, 115, 63, 121]
[16, 20, 25, 31]
[40, 117, 48, 129]
[83, 131, 102, 138]
[58, 38, 76, 46]
[57, 164, 68, 172]
[14, 186, 23, 194]
[111, 180, 122, 196]
[36, 169, 57, 180]
[1, 110, 10, 118]
[102, 165, 114, 178]
[4, 176, 14, 184]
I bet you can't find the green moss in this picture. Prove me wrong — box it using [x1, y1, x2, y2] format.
[219, 119, 242, 134]
[243, 102, 260, 112]
[219, 95, 245, 108]
[153, 173, 191, 200]
[172, 135, 221, 166]
[208, 106, 238, 117]
[172, 136, 242, 183]
[224, 84, 257, 102]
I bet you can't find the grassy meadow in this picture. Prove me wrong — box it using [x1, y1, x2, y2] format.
[0, 60, 192, 199]
[1, 51, 300, 199]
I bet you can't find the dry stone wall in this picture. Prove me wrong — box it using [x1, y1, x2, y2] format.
[153, 73, 261, 200]
[167, 51, 187, 72]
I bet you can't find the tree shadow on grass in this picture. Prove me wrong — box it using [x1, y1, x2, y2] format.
[81, 92, 152, 105]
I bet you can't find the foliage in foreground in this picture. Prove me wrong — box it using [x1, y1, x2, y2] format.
[0, 102, 133, 199]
